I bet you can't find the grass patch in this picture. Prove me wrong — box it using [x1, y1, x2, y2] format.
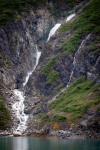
[62, 30, 84, 53]
[47, 70, 60, 84]
[82, 35, 100, 56]
[50, 115, 66, 122]
[53, 83, 64, 93]
[41, 57, 57, 75]
[61, 0, 100, 33]
[41, 57, 60, 84]
[40, 114, 50, 122]
[49, 77, 100, 120]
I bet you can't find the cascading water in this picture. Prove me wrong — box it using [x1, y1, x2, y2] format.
[12, 90, 28, 134]
[67, 34, 91, 87]
[47, 13, 76, 42]
[12, 13, 81, 134]
[66, 14, 75, 22]
[23, 45, 41, 87]
[12, 45, 41, 135]
[47, 24, 61, 42]
[48, 34, 91, 104]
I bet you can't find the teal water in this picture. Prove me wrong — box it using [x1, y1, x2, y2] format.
[0, 136, 100, 150]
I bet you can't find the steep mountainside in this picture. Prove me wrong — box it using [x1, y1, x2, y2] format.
[26, 0, 100, 138]
[0, 0, 100, 137]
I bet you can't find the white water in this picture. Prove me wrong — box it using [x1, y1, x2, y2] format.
[12, 45, 41, 134]
[12, 90, 28, 134]
[66, 14, 75, 22]
[47, 23, 61, 42]
[47, 13, 75, 43]
[67, 34, 91, 86]
[48, 34, 91, 104]
[23, 72, 33, 87]
[23, 45, 41, 87]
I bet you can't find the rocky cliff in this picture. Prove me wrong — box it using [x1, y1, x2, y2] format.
[0, 0, 100, 138]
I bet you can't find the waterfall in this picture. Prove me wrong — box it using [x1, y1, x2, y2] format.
[23, 45, 41, 87]
[12, 13, 80, 134]
[47, 23, 61, 42]
[47, 13, 75, 42]
[12, 45, 41, 135]
[67, 34, 91, 87]
[12, 90, 28, 134]
[66, 14, 75, 22]
[48, 34, 91, 104]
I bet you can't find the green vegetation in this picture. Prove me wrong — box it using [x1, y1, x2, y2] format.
[41, 57, 60, 84]
[53, 83, 64, 93]
[0, 96, 10, 129]
[82, 35, 100, 55]
[49, 77, 100, 120]
[41, 57, 57, 75]
[40, 0, 100, 88]
[50, 115, 66, 122]
[40, 114, 50, 122]
[61, 0, 100, 54]
[0, 0, 47, 26]
[0, 0, 77, 26]
[47, 70, 60, 84]
[49, 0, 76, 17]
[62, 30, 83, 54]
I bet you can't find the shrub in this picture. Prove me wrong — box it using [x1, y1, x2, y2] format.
[47, 70, 60, 84]
[0, 97, 10, 129]
[51, 115, 66, 122]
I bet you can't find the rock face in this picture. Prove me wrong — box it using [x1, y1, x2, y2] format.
[26, 32, 100, 128]
[0, 0, 86, 131]
[0, 8, 56, 132]
[0, 0, 100, 138]
[25, 0, 100, 138]
[0, 8, 55, 89]
[27, 33, 100, 98]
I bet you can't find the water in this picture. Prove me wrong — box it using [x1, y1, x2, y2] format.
[23, 72, 33, 87]
[48, 34, 91, 104]
[12, 45, 41, 134]
[47, 23, 61, 42]
[66, 14, 75, 22]
[0, 136, 100, 150]
[12, 13, 75, 134]
[23, 45, 41, 87]
[47, 13, 76, 42]
[12, 90, 28, 135]
[67, 34, 91, 86]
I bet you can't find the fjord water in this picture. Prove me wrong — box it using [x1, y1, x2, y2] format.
[0, 136, 100, 150]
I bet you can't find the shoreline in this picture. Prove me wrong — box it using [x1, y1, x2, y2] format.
[0, 130, 100, 140]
